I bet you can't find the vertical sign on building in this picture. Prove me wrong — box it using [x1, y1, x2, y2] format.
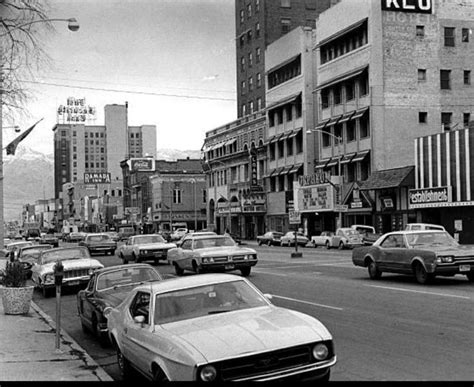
[249, 147, 258, 187]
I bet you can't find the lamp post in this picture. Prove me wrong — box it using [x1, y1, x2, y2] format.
[310, 128, 343, 229]
[0, 17, 79, 249]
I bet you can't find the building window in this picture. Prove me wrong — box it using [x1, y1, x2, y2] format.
[241, 81, 246, 95]
[72, 131, 76, 137]
[321, 89, 329, 109]
[360, 114, 370, 138]
[286, 105, 292, 121]
[333, 86, 341, 105]
[248, 76, 253, 91]
[173, 188, 182, 204]
[281, 0, 291, 7]
[418, 69, 427, 82]
[240, 35, 245, 47]
[462, 28, 470, 42]
[247, 3, 252, 18]
[256, 47, 261, 63]
[359, 72, 369, 96]
[277, 109, 283, 124]
[345, 81, 354, 101]
[247, 29, 253, 42]
[256, 0, 260, 12]
[440, 70, 451, 90]
[242, 104, 247, 116]
[464, 70, 471, 85]
[240, 9, 244, 24]
[287, 137, 293, 156]
[256, 22, 260, 38]
[464, 112, 471, 128]
[257, 97, 262, 111]
[346, 120, 356, 142]
[305, 0, 316, 9]
[277, 140, 284, 159]
[441, 112, 452, 130]
[249, 101, 254, 114]
[281, 18, 291, 35]
[419, 112, 428, 123]
[240, 57, 245, 72]
[248, 52, 253, 67]
[444, 27, 455, 47]
[416, 25, 425, 37]
[305, 19, 316, 29]
[269, 111, 275, 127]
[269, 143, 275, 160]
[295, 131, 303, 154]
[256, 72, 262, 88]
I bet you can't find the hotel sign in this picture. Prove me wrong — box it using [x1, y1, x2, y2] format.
[84, 172, 111, 184]
[409, 186, 452, 208]
[57, 97, 96, 123]
[382, 0, 432, 14]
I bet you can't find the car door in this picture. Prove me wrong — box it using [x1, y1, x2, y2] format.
[331, 230, 343, 247]
[122, 238, 133, 260]
[181, 239, 195, 270]
[377, 234, 405, 272]
[121, 291, 152, 374]
[79, 275, 96, 326]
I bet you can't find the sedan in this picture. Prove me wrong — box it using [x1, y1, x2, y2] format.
[16, 244, 54, 278]
[280, 232, 309, 247]
[31, 246, 104, 297]
[77, 263, 162, 344]
[105, 274, 336, 382]
[352, 230, 474, 284]
[117, 234, 176, 264]
[257, 231, 283, 246]
[167, 235, 257, 277]
[79, 233, 117, 256]
[310, 231, 334, 249]
[39, 233, 59, 248]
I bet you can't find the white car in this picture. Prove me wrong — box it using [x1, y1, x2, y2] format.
[404, 223, 446, 231]
[170, 227, 189, 241]
[330, 228, 363, 249]
[105, 273, 336, 382]
[280, 231, 309, 247]
[310, 231, 335, 249]
[117, 234, 176, 264]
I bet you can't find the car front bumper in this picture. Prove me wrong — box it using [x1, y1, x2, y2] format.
[200, 261, 257, 272]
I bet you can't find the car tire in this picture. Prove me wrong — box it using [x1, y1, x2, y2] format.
[117, 346, 132, 380]
[267, 240, 272, 246]
[152, 365, 169, 382]
[466, 272, 474, 282]
[368, 260, 382, 280]
[121, 253, 127, 265]
[258, 240, 263, 246]
[192, 261, 202, 274]
[92, 315, 107, 346]
[132, 254, 140, 263]
[414, 262, 433, 284]
[240, 267, 251, 277]
[325, 241, 330, 249]
[174, 263, 184, 276]
[338, 241, 344, 250]
[42, 286, 52, 298]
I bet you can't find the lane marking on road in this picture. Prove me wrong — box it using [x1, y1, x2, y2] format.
[366, 284, 471, 300]
[272, 295, 344, 311]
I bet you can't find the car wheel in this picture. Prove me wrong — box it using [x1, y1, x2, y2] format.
[240, 267, 251, 277]
[258, 240, 263, 246]
[92, 315, 107, 346]
[117, 346, 132, 380]
[192, 261, 202, 274]
[267, 240, 272, 246]
[368, 260, 382, 280]
[174, 263, 184, 276]
[120, 254, 127, 265]
[338, 241, 344, 250]
[42, 286, 52, 298]
[325, 241, 330, 249]
[152, 365, 169, 382]
[414, 262, 433, 284]
[466, 272, 474, 282]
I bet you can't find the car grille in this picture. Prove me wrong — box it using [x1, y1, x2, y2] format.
[64, 269, 90, 279]
[211, 256, 230, 263]
[212, 341, 333, 381]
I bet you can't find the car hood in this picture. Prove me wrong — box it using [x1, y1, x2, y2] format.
[160, 306, 330, 362]
[418, 245, 474, 256]
[137, 242, 176, 250]
[196, 246, 256, 256]
[36, 258, 103, 274]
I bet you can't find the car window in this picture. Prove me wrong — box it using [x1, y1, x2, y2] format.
[88, 235, 110, 242]
[86, 275, 95, 292]
[406, 231, 457, 248]
[40, 248, 90, 264]
[195, 237, 235, 248]
[181, 240, 192, 250]
[96, 267, 161, 290]
[129, 291, 151, 325]
[133, 235, 165, 244]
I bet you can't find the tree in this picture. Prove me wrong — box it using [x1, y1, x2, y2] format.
[1, 0, 54, 119]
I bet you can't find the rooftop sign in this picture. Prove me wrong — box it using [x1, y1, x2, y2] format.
[382, 0, 432, 14]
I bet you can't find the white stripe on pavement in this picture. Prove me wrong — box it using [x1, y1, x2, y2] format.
[272, 295, 344, 311]
[366, 284, 471, 300]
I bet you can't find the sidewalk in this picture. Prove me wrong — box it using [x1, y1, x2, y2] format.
[0, 298, 113, 382]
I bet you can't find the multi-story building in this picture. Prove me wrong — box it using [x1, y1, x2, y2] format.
[235, 0, 333, 118]
[53, 103, 156, 228]
[308, 0, 474, 233]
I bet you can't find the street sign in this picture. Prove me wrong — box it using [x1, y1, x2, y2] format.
[334, 204, 349, 212]
[289, 210, 301, 224]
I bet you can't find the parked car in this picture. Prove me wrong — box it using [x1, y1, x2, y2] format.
[105, 273, 336, 382]
[330, 228, 363, 249]
[104, 231, 120, 242]
[352, 230, 474, 284]
[31, 246, 104, 297]
[117, 234, 177, 264]
[66, 232, 86, 243]
[170, 227, 189, 241]
[118, 226, 136, 241]
[280, 231, 309, 247]
[257, 231, 283, 246]
[310, 231, 335, 249]
[405, 223, 446, 231]
[350, 225, 382, 246]
[167, 235, 258, 277]
[175, 231, 217, 247]
[16, 244, 54, 278]
[77, 263, 162, 344]
[39, 233, 59, 248]
[79, 233, 117, 256]
[3, 240, 34, 260]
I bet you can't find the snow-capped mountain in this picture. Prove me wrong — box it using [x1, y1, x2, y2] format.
[2, 145, 202, 221]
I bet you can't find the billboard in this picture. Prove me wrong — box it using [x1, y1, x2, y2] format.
[57, 97, 96, 123]
[130, 158, 155, 172]
[409, 186, 452, 208]
[84, 172, 111, 184]
[381, 0, 432, 14]
[294, 182, 335, 212]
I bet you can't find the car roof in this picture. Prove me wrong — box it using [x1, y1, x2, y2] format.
[94, 263, 158, 275]
[383, 230, 446, 236]
[41, 246, 89, 254]
[134, 273, 246, 294]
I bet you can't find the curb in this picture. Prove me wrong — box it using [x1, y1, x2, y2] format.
[31, 301, 113, 382]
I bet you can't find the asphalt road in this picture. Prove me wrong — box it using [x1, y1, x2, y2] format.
[32, 241, 474, 382]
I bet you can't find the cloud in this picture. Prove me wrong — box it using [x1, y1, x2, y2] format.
[202, 74, 219, 82]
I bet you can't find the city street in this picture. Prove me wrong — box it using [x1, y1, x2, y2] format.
[32, 242, 474, 382]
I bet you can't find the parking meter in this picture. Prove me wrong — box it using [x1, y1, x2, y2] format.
[54, 261, 64, 286]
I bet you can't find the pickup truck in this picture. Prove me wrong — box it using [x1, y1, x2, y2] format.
[351, 225, 382, 246]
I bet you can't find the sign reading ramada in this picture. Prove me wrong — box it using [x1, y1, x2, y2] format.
[84, 172, 111, 184]
[130, 158, 155, 172]
[382, 0, 432, 14]
[409, 186, 452, 208]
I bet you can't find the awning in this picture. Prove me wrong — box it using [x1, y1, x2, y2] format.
[338, 111, 355, 124]
[270, 133, 285, 143]
[315, 119, 330, 130]
[225, 138, 237, 147]
[351, 149, 370, 163]
[266, 92, 301, 111]
[314, 159, 329, 169]
[279, 165, 293, 175]
[325, 157, 339, 168]
[340, 152, 356, 164]
[280, 131, 292, 141]
[351, 106, 369, 121]
[267, 54, 301, 74]
[317, 18, 368, 48]
[360, 166, 414, 190]
[288, 128, 302, 139]
[327, 115, 342, 127]
[315, 65, 368, 91]
[289, 163, 303, 174]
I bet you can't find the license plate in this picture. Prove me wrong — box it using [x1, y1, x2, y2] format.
[154, 252, 163, 256]
[459, 264, 470, 272]
[224, 264, 235, 270]
[67, 280, 81, 286]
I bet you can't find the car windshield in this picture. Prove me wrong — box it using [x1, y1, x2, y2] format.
[96, 267, 161, 290]
[134, 235, 165, 244]
[343, 229, 359, 236]
[20, 247, 52, 259]
[406, 232, 458, 248]
[154, 280, 269, 324]
[194, 236, 236, 248]
[87, 235, 111, 242]
[41, 248, 90, 264]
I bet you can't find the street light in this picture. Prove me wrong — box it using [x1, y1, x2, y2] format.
[308, 127, 343, 229]
[0, 17, 79, 249]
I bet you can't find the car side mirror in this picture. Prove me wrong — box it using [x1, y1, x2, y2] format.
[263, 293, 273, 301]
[134, 315, 145, 325]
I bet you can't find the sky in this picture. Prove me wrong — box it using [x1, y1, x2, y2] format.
[5, 0, 237, 155]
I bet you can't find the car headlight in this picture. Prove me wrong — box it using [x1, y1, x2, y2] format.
[140, 250, 147, 255]
[199, 365, 217, 381]
[436, 256, 454, 263]
[202, 257, 214, 263]
[312, 343, 329, 361]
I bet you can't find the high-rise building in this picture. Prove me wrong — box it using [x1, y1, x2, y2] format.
[235, 0, 333, 118]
